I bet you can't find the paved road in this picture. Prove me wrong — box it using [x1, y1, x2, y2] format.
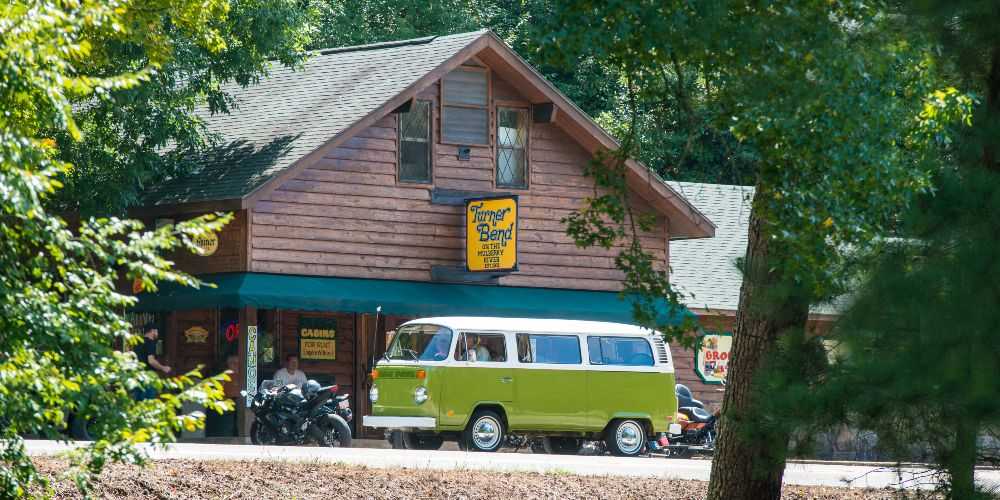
[24, 440, 1000, 490]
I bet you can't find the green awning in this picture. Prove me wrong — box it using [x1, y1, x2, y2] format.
[134, 272, 691, 325]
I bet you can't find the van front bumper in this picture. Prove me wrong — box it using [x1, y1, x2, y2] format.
[362, 416, 436, 429]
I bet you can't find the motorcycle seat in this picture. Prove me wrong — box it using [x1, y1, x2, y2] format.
[679, 406, 714, 422]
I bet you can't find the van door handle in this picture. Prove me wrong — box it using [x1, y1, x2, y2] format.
[500, 376, 513, 384]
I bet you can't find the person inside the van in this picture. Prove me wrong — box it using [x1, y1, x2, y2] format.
[469, 335, 491, 362]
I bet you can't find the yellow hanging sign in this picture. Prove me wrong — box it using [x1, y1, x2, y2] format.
[466, 196, 518, 272]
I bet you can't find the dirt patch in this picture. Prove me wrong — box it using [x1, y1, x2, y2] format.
[33, 457, 928, 499]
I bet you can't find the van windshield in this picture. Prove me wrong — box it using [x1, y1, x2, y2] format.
[386, 324, 453, 361]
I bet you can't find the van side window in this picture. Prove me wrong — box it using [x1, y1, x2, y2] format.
[587, 336, 603, 364]
[587, 336, 655, 366]
[455, 332, 507, 362]
[516, 334, 581, 364]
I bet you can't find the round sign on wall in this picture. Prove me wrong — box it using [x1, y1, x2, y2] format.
[194, 232, 219, 256]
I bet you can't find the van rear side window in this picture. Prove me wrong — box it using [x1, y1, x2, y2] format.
[516, 334, 581, 364]
[587, 336, 655, 366]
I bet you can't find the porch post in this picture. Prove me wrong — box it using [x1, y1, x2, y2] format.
[236, 306, 258, 438]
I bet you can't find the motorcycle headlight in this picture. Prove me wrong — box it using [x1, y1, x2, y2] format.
[413, 386, 428, 404]
[369, 385, 379, 404]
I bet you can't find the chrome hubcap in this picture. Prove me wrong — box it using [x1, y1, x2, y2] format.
[616, 421, 643, 454]
[472, 416, 501, 449]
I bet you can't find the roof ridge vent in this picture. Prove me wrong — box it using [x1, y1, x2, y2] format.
[317, 35, 439, 56]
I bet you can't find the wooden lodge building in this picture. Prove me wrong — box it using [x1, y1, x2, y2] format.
[131, 31, 716, 436]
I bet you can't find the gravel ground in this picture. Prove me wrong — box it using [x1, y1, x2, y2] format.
[33, 458, 937, 499]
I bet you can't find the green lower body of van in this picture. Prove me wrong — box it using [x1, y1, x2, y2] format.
[364, 364, 677, 456]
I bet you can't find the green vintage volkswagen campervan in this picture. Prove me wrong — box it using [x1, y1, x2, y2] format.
[362, 317, 679, 456]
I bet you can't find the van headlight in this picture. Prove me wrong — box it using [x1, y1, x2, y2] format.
[369, 385, 379, 404]
[413, 386, 428, 404]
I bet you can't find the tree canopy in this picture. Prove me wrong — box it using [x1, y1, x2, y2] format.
[49, 0, 314, 215]
[0, 0, 257, 495]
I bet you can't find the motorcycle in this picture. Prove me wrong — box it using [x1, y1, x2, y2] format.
[244, 379, 353, 447]
[662, 383, 719, 457]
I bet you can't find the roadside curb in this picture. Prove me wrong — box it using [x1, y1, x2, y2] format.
[786, 459, 998, 472]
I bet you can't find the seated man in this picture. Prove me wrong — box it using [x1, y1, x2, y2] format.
[273, 354, 307, 388]
[469, 335, 492, 362]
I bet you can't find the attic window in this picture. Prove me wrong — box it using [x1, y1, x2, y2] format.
[441, 67, 489, 145]
[496, 107, 528, 188]
[398, 100, 432, 183]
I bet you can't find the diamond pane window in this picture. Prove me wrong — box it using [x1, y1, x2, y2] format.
[497, 107, 528, 188]
[398, 100, 432, 183]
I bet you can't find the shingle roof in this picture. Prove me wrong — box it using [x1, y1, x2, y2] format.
[668, 181, 840, 316]
[668, 182, 754, 313]
[144, 31, 487, 205]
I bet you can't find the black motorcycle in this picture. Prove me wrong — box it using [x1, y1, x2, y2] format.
[665, 383, 718, 457]
[245, 379, 352, 447]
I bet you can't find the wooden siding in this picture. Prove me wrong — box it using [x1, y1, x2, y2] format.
[162, 209, 248, 275]
[250, 69, 668, 292]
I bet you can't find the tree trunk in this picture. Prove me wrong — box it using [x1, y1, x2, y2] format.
[949, 417, 978, 499]
[706, 189, 810, 500]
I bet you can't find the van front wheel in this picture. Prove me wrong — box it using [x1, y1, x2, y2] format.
[464, 410, 505, 452]
[606, 419, 646, 457]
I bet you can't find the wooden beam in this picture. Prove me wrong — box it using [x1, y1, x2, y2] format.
[532, 102, 557, 123]
[430, 187, 512, 206]
[431, 265, 507, 284]
[129, 198, 242, 218]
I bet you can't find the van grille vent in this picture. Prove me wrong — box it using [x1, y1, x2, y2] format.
[379, 369, 416, 379]
[651, 336, 670, 364]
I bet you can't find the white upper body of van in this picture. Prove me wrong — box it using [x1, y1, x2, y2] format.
[393, 316, 674, 372]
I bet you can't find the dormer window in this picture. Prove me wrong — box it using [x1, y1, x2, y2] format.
[441, 67, 489, 145]
[398, 100, 432, 183]
[496, 107, 528, 188]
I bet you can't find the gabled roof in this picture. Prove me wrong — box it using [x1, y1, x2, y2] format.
[144, 30, 714, 239]
[668, 181, 839, 317]
[145, 31, 487, 206]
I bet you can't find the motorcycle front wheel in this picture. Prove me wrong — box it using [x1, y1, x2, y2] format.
[318, 414, 352, 448]
[250, 421, 278, 445]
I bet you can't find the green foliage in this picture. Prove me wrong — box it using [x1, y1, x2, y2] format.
[539, 3, 957, 498]
[767, 2, 1000, 497]
[541, 1, 945, 295]
[768, 168, 1000, 499]
[0, 0, 240, 496]
[50, 0, 315, 215]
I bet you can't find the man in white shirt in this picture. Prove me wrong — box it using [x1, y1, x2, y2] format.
[273, 354, 307, 388]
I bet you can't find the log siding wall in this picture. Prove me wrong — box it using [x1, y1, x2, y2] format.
[250, 69, 669, 292]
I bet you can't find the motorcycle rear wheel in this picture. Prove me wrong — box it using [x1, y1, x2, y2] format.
[319, 414, 353, 448]
[250, 421, 278, 445]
